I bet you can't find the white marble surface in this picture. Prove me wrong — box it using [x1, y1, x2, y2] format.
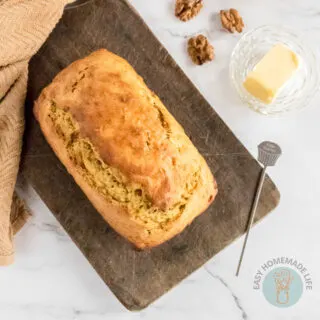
[3, 0, 320, 319]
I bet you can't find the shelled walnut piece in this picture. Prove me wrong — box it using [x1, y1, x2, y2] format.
[220, 9, 244, 33]
[175, 0, 203, 22]
[188, 35, 214, 65]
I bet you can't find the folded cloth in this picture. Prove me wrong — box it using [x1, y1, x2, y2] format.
[0, 0, 73, 265]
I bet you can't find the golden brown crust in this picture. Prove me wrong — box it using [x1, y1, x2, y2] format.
[34, 49, 217, 248]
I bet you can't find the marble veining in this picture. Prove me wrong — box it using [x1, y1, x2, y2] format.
[2, 0, 320, 319]
[204, 266, 248, 320]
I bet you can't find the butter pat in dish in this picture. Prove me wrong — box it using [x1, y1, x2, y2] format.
[243, 44, 299, 104]
[230, 25, 319, 115]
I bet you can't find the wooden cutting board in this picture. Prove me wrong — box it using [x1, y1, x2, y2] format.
[21, 0, 280, 310]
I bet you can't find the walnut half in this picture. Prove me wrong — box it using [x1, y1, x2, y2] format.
[188, 35, 214, 65]
[220, 9, 244, 33]
[175, 0, 203, 22]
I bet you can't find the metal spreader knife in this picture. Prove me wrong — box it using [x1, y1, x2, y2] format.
[236, 141, 282, 276]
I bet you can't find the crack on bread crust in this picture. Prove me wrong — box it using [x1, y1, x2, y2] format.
[48, 101, 200, 230]
[148, 92, 172, 139]
[155, 105, 171, 139]
[71, 69, 87, 93]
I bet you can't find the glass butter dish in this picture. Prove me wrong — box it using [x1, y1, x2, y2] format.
[230, 25, 319, 116]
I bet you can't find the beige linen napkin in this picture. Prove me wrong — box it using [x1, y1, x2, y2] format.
[0, 0, 73, 265]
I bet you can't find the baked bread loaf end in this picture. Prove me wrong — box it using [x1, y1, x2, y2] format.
[34, 49, 217, 248]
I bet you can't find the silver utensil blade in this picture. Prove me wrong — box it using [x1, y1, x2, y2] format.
[236, 141, 281, 276]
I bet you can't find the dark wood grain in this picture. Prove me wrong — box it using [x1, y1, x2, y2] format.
[21, 0, 280, 310]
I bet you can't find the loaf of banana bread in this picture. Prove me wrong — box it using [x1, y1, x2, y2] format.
[34, 49, 217, 248]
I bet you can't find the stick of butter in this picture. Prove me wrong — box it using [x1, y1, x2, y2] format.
[243, 44, 299, 104]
